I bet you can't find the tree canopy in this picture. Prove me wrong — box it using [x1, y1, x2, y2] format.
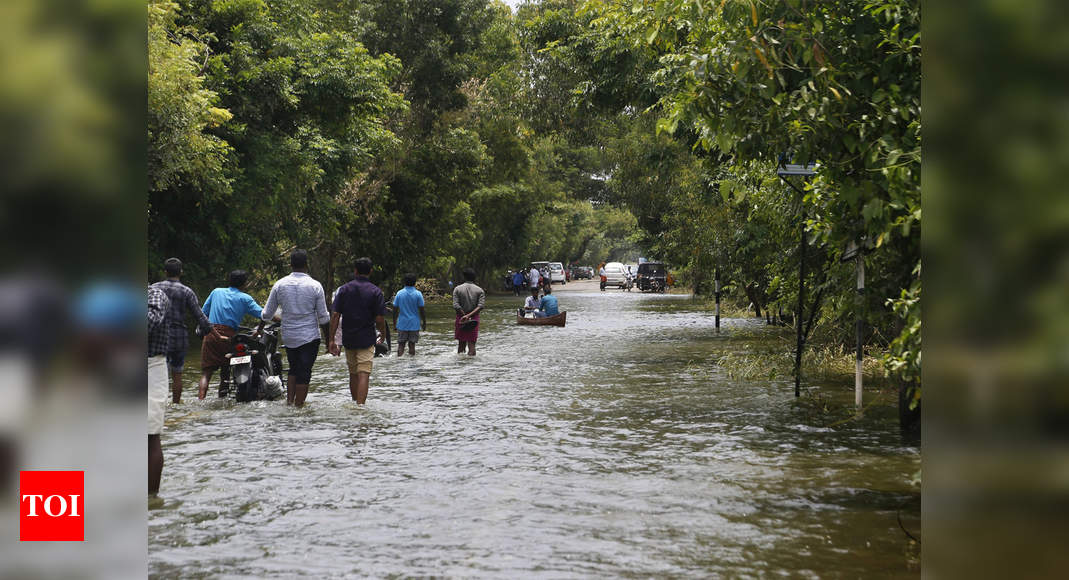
[149, 0, 920, 390]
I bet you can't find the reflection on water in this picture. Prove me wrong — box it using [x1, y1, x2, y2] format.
[150, 286, 920, 577]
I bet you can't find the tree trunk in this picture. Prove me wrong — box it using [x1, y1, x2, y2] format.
[744, 282, 764, 318]
[325, 246, 335, 307]
[899, 380, 921, 445]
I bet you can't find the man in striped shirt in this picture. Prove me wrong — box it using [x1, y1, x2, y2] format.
[261, 250, 330, 407]
[152, 258, 221, 403]
[148, 285, 169, 494]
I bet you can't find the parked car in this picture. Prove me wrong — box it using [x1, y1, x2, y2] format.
[636, 261, 667, 293]
[601, 262, 627, 290]
[549, 262, 566, 284]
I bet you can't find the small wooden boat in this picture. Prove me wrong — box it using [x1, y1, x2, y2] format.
[516, 311, 567, 327]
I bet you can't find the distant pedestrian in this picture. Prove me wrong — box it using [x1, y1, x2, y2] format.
[453, 267, 485, 356]
[152, 258, 220, 403]
[512, 269, 525, 295]
[328, 257, 389, 404]
[392, 273, 426, 357]
[261, 250, 330, 407]
[528, 264, 541, 289]
[198, 270, 266, 399]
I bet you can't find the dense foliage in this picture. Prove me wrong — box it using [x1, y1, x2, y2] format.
[149, 0, 919, 390]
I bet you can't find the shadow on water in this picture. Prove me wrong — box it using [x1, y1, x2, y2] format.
[150, 284, 919, 577]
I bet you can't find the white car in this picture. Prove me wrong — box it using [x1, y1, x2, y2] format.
[549, 262, 566, 284]
[602, 262, 627, 288]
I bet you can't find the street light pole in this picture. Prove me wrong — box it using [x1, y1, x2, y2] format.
[795, 195, 806, 398]
[841, 238, 867, 413]
[777, 162, 818, 398]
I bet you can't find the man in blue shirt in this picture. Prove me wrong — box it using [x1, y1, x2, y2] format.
[391, 273, 426, 357]
[540, 284, 560, 316]
[197, 270, 266, 400]
[512, 269, 525, 295]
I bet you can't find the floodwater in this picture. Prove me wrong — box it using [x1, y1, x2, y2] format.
[149, 281, 920, 578]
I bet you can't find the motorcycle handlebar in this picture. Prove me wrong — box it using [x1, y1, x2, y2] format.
[237, 321, 280, 334]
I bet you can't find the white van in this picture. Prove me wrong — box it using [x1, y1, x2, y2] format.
[549, 262, 566, 284]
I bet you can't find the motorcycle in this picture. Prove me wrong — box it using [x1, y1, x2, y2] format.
[622, 273, 634, 291]
[218, 321, 286, 402]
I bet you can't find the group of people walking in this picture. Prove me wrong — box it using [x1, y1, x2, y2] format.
[147, 252, 485, 494]
[509, 265, 552, 295]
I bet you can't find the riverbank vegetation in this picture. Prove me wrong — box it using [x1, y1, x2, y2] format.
[149, 0, 919, 406]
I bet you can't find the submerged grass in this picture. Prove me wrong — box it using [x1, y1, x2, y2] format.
[718, 341, 892, 386]
[715, 328, 900, 425]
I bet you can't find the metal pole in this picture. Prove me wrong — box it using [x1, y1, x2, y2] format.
[779, 173, 811, 399]
[795, 199, 805, 398]
[855, 254, 865, 411]
[715, 268, 721, 331]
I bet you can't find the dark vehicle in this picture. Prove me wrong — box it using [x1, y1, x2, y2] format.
[570, 266, 593, 280]
[219, 322, 286, 402]
[636, 262, 668, 293]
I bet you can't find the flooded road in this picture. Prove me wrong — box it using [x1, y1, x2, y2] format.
[149, 281, 920, 577]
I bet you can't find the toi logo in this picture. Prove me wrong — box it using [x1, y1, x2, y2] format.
[19, 471, 84, 542]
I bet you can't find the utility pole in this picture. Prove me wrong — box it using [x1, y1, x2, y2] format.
[715, 267, 721, 331]
[777, 161, 818, 398]
[855, 253, 864, 411]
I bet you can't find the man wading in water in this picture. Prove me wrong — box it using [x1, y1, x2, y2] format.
[328, 257, 389, 404]
[198, 270, 266, 400]
[261, 249, 330, 407]
[452, 267, 485, 356]
[152, 257, 220, 403]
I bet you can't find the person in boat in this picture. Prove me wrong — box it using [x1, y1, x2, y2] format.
[539, 284, 559, 317]
[523, 286, 544, 318]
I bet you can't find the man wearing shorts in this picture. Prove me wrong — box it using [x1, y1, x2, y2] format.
[148, 285, 170, 495]
[328, 257, 389, 404]
[198, 269, 266, 399]
[261, 250, 330, 407]
[152, 258, 220, 403]
[391, 273, 426, 357]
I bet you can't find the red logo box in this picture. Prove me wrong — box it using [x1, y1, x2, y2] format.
[19, 471, 84, 541]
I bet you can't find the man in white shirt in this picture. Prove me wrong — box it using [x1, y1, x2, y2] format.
[528, 265, 541, 289]
[523, 287, 544, 318]
[261, 249, 330, 407]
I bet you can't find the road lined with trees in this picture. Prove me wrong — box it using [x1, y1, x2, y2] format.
[149, 0, 919, 411]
